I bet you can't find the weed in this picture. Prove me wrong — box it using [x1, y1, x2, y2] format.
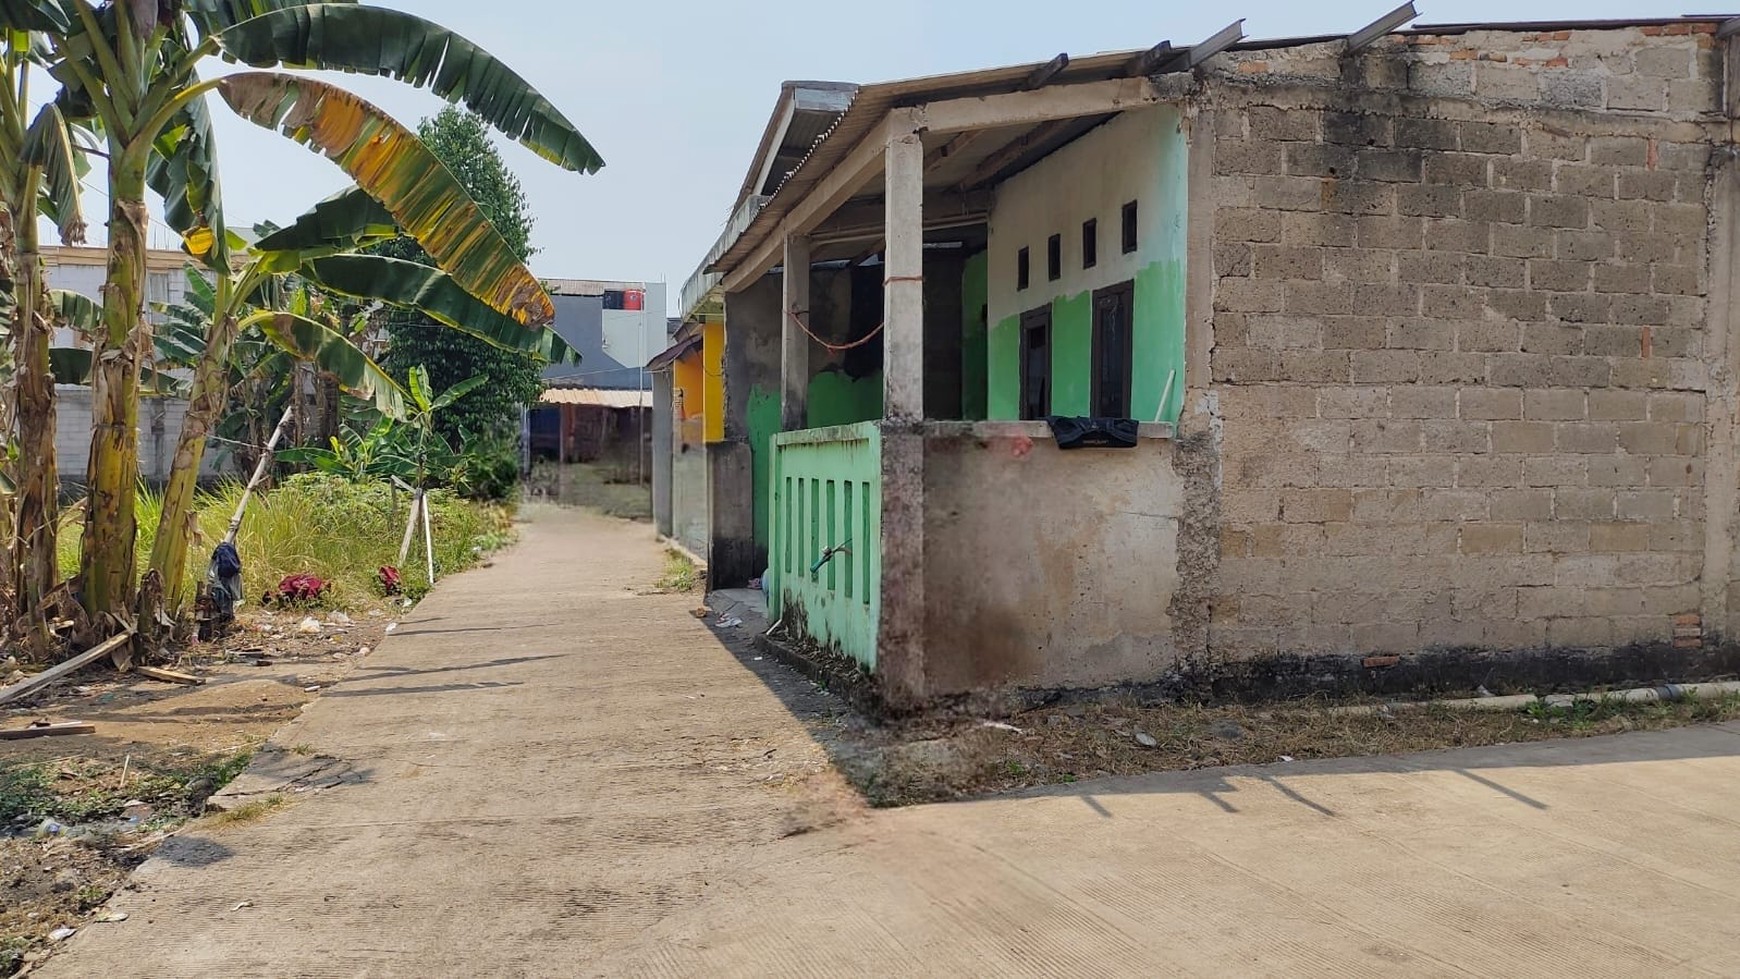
[208, 794, 288, 827]
[656, 549, 702, 593]
[74, 884, 109, 911]
[289, 743, 316, 756]
[58, 474, 514, 607]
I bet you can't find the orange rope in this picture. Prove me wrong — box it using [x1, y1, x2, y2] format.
[783, 274, 925, 353]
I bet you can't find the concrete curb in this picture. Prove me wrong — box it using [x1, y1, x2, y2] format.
[1333, 680, 1740, 715]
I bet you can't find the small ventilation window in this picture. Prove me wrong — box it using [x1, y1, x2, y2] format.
[1047, 234, 1062, 282]
[1121, 200, 1139, 254]
[1082, 219, 1098, 269]
[1017, 247, 1030, 291]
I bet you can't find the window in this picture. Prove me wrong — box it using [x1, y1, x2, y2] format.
[1121, 200, 1139, 254]
[1019, 305, 1052, 421]
[1082, 219, 1098, 269]
[1017, 247, 1030, 291]
[1047, 234, 1062, 281]
[1091, 281, 1135, 418]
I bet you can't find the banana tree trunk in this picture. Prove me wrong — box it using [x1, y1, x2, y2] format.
[0, 206, 20, 606]
[80, 156, 149, 624]
[15, 192, 59, 618]
[147, 287, 239, 611]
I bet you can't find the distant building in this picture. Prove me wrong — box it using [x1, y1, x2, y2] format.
[41, 245, 231, 486]
[527, 279, 668, 469]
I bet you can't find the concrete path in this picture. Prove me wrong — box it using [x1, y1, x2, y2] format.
[44, 508, 1740, 977]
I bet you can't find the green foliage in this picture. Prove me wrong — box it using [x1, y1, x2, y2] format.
[0, 749, 257, 826]
[59, 474, 514, 606]
[382, 106, 544, 447]
[656, 549, 701, 593]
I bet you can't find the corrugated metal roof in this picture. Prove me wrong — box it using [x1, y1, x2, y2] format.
[703, 15, 1739, 283]
[539, 388, 653, 409]
[705, 48, 1150, 277]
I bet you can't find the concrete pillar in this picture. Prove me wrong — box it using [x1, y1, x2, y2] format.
[1702, 140, 1740, 638]
[781, 234, 811, 431]
[878, 110, 928, 708]
[883, 111, 925, 422]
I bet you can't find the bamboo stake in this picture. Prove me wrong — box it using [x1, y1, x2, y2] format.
[421, 490, 436, 585]
[225, 404, 295, 547]
[398, 490, 421, 567]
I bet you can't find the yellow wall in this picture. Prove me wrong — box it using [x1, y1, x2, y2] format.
[703, 319, 726, 444]
[672, 352, 706, 449]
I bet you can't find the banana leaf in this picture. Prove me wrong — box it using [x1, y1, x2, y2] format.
[217, 71, 553, 328]
[249, 310, 406, 419]
[299, 254, 555, 355]
[210, 3, 602, 173]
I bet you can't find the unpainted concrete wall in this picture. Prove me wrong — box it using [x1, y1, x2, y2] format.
[923, 428, 1184, 694]
[1198, 26, 1725, 661]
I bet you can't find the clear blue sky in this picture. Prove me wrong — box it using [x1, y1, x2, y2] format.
[158, 1, 1696, 312]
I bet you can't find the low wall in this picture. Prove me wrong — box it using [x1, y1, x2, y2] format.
[922, 422, 1185, 694]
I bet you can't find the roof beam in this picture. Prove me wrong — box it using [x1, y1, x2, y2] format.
[924, 130, 983, 172]
[916, 76, 1164, 136]
[1153, 19, 1246, 74]
[955, 119, 1077, 191]
[1347, 2, 1418, 52]
[720, 113, 905, 293]
[809, 191, 993, 245]
[1720, 16, 1740, 39]
[1126, 40, 1173, 77]
[1022, 53, 1070, 90]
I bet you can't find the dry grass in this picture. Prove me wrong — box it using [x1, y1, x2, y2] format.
[655, 549, 702, 593]
[851, 693, 1740, 807]
[56, 475, 514, 608]
[206, 794, 289, 828]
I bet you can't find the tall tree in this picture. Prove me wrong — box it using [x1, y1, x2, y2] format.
[1, 0, 603, 627]
[382, 106, 543, 446]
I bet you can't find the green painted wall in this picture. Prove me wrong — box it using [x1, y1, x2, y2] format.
[806, 368, 883, 429]
[983, 105, 1190, 423]
[961, 251, 989, 421]
[747, 385, 780, 550]
[1049, 290, 1093, 417]
[1133, 260, 1187, 422]
[989, 313, 1019, 419]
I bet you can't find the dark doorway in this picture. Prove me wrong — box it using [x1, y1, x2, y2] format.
[1091, 280, 1135, 418]
[1019, 305, 1052, 421]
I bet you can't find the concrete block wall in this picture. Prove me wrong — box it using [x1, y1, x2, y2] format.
[1199, 26, 1726, 659]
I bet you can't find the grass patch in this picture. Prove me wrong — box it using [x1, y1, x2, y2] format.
[856, 692, 1740, 807]
[207, 794, 288, 827]
[1, 747, 257, 827]
[656, 549, 702, 593]
[57, 474, 514, 608]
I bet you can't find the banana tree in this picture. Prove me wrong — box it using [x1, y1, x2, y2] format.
[7, 0, 602, 626]
[0, 27, 88, 623]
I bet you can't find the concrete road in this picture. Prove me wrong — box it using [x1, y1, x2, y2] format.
[45, 508, 1740, 977]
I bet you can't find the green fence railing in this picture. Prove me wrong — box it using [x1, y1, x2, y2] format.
[768, 422, 881, 670]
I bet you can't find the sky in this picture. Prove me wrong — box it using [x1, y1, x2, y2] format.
[80, 0, 1701, 314]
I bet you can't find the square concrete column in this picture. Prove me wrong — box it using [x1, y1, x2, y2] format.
[878, 110, 927, 708]
[883, 112, 926, 422]
[781, 234, 811, 432]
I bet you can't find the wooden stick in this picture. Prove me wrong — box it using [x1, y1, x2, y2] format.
[398, 490, 421, 567]
[135, 665, 205, 686]
[0, 721, 96, 741]
[421, 491, 437, 585]
[226, 404, 296, 547]
[0, 632, 134, 707]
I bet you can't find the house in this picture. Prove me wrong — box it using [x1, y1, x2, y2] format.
[662, 13, 1740, 708]
[42, 245, 234, 486]
[525, 278, 667, 474]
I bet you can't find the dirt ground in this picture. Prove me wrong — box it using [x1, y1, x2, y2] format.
[1, 607, 391, 974]
[827, 691, 1740, 806]
[524, 462, 651, 521]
